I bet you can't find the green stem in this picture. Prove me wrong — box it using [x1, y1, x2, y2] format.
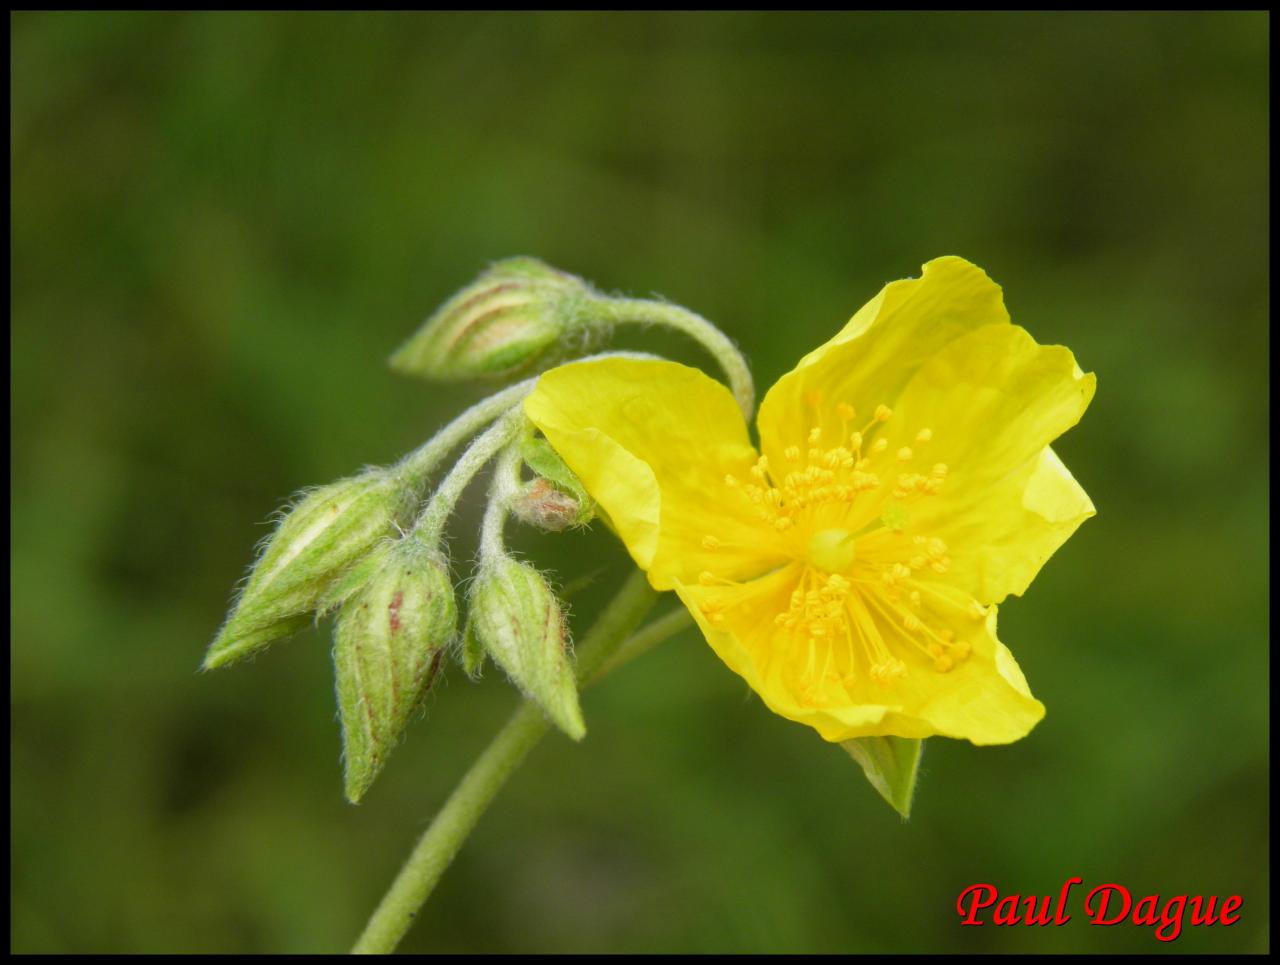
[415, 410, 523, 542]
[588, 605, 692, 685]
[593, 296, 755, 419]
[397, 379, 536, 484]
[351, 570, 661, 955]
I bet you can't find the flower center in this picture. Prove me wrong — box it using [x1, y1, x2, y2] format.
[807, 527, 856, 573]
[701, 395, 979, 700]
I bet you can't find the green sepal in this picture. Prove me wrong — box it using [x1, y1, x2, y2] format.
[841, 736, 925, 819]
[520, 436, 595, 526]
[460, 617, 486, 679]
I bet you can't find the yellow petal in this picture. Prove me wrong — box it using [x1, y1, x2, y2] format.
[893, 323, 1096, 602]
[757, 256, 1009, 465]
[524, 358, 788, 591]
[677, 571, 1044, 746]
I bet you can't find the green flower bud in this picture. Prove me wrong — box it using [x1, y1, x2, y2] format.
[204, 470, 411, 670]
[469, 557, 585, 740]
[334, 539, 457, 803]
[515, 435, 595, 529]
[390, 257, 598, 382]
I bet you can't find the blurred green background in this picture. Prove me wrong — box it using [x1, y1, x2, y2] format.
[11, 11, 1269, 954]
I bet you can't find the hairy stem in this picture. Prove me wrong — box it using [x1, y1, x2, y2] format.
[414, 410, 523, 542]
[397, 379, 537, 485]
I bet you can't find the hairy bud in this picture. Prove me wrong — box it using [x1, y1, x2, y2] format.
[334, 539, 457, 802]
[204, 470, 410, 670]
[389, 257, 598, 382]
[469, 557, 584, 739]
[510, 478, 583, 532]
[514, 435, 595, 529]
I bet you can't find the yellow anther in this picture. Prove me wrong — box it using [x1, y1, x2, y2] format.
[701, 535, 721, 549]
[927, 537, 948, 559]
[724, 474, 739, 487]
[698, 571, 717, 586]
[910, 590, 922, 607]
[871, 438, 888, 454]
[928, 642, 946, 658]
[953, 640, 972, 660]
[808, 426, 822, 444]
[909, 554, 928, 570]
[874, 404, 893, 422]
[848, 431, 863, 449]
[933, 655, 954, 673]
[785, 446, 801, 462]
[940, 628, 955, 643]
[774, 517, 794, 531]
[915, 428, 933, 443]
[930, 557, 951, 574]
[836, 403, 856, 421]
[896, 446, 914, 461]
[903, 613, 922, 632]
[932, 463, 948, 478]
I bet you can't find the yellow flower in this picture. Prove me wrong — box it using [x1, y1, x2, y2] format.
[524, 257, 1095, 745]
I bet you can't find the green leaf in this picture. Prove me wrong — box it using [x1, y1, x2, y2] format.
[841, 736, 925, 819]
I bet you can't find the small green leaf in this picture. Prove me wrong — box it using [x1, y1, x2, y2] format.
[841, 736, 925, 819]
[460, 617, 486, 679]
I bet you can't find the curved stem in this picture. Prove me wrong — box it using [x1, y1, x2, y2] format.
[414, 410, 523, 542]
[397, 379, 537, 485]
[351, 570, 661, 955]
[588, 605, 692, 685]
[593, 296, 755, 419]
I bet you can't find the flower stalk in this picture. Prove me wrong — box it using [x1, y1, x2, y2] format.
[351, 570, 662, 955]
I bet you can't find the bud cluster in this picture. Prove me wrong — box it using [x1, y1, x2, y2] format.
[206, 255, 747, 803]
